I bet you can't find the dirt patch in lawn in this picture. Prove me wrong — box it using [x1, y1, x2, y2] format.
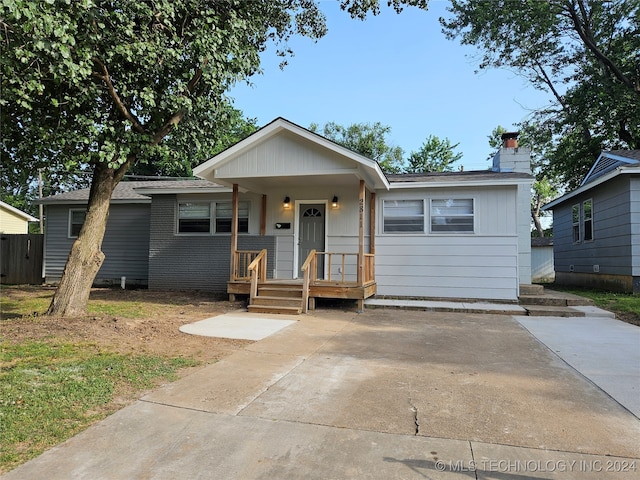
[1, 286, 253, 365]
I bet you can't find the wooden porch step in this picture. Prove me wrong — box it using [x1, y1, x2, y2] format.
[248, 282, 304, 314]
[258, 286, 303, 298]
[251, 296, 303, 308]
[247, 305, 302, 315]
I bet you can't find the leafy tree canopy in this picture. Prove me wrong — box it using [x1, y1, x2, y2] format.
[2, 0, 326, 183]
[1, 0, 327, 316]
[310, 121, 463, 174]
[441, 0, 640, 188]
[406, 135, 462, 173]
[310, 121, 405, 173]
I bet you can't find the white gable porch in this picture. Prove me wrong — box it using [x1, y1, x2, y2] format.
[193, 118, 388, 312]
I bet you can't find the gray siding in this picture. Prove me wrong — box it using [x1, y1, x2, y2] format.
[44, 203, 150, 285]
[148, 195, 275, 293]
[553, 176, 632, 276]
[631, 177, 640, 276]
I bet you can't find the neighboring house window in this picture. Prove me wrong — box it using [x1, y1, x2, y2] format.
[572, 204, 580, 243]
[383, 199, 424, 233]
[430, 199, 474, 233]
[583, 199, 593, 241]
[215, 201, 249, 233]
[178, 203, 211, 233]
[69, 209, 86, 237]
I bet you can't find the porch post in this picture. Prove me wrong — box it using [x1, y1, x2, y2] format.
[260, 194, 267, 236]
[369, 192, 376, 255]
[358, 180, 365, 286]
[230, 183, 239, 280]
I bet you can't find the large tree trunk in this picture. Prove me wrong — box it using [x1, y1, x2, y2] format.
[47, 164, 122, 316]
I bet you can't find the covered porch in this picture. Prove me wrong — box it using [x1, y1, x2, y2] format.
[226, 179, 378, 314]
[191, 118, 389, 314]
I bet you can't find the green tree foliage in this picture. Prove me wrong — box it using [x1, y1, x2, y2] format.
[441, 0, 640, 188]
[339, 0, 429, 19]
[127, 106, 258, 177]
[406, 135, 462, 173]
[310, 121, 405, 173]
[1, 0, 327, 316]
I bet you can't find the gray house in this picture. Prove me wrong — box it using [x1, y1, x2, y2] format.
[543, 150, 640, 293]
[40, 118, 534, 310]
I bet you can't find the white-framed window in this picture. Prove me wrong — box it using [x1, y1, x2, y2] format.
[177, 201, 250, 234]
[178, 202, 211, 233]
[583, 199, 593, 242]
[383, 199, 425, 233]
[215, 201, 249, 233]
[68, 209, 86, 238]
[572, 204, 581, 243]
[430, 198, 474, 233]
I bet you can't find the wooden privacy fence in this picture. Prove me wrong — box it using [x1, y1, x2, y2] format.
[0, 234, 44, 284]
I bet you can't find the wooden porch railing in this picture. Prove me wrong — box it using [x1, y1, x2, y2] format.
[300, 250, 375, 313]
[232, 249, 263, 281]
[232, 249, 375, 312]
[301, 249, 317, 313]
[247, 249, 267, 304]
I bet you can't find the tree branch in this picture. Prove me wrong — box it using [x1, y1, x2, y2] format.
[92, 57, 148, 134]
[151, 61, 207, 145]
[533, 59, 567, 109]
[564, 0, 637, 94]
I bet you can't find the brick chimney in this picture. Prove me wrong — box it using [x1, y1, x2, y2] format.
[492, 131, 531, 174]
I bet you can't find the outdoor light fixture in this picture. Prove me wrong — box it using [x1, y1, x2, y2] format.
[283, 196, 291, 209]
[331, 195, 339, 208]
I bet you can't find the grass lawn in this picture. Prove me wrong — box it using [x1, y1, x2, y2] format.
[0, 286, 246, 474]
[0, 341, 195, 471]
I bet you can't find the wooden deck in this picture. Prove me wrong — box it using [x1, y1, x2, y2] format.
[228, 249, 376, 313]
[228, 279, 377, 300]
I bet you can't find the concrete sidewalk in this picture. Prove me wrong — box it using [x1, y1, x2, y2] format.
[3, 309, 639, 479]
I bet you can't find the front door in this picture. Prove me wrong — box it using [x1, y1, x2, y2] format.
[298, 203, 325, 278]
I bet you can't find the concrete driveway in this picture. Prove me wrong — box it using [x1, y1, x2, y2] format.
[3, 309, 639, 479]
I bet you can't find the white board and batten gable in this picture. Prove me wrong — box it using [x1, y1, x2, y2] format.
[193, 117, 389, 192]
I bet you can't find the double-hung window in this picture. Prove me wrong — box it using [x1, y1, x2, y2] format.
[383, 199, 425, 233]
[178, 203, 211, 233]
[178, 201, 250, 234]
[572, 204, 581, 243]
[215, 201, 249, 233]
[430, 199, 474, 233]
[583, 199, 593, 241]
[69, 209, 86, 238]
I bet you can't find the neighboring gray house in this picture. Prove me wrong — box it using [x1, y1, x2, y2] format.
[543, 150, 640, 293]
[40, 118, 534, 306]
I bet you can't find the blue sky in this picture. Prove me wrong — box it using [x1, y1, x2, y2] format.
[229, 1, 553, 171]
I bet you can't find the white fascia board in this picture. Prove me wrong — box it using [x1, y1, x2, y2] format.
[388, 178, 533, 189]
[133, 187, 231, 195]
[543, 166, 640, 210]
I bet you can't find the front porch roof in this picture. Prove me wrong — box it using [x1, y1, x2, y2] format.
[193, 117, 390, 192]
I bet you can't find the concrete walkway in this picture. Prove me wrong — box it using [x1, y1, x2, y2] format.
[3, 307, 639, 479]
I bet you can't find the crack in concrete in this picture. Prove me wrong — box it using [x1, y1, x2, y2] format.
[408, 398, 419, 435]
